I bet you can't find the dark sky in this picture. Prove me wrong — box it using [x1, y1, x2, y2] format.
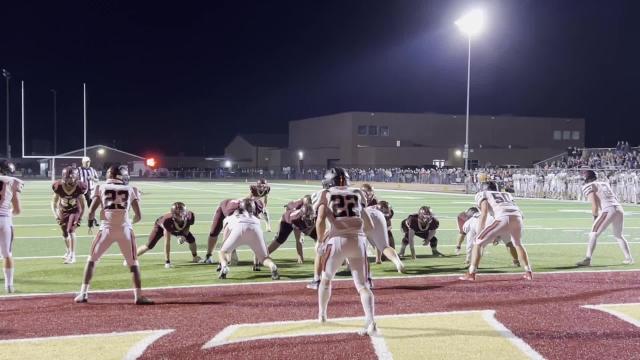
[1, 0, 639, 157]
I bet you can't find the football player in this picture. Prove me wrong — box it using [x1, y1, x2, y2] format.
[400, 206, 444, 259]
[267, 195, 317, 264]
[455, 207, 520, 267]
[51, 166, 87, 264]
[202, 197, 263, 264]
[360, 183, 378, 206]
[0, 160, 23, 293]
[136, 202, 201, 268]
[364, 200, 404, 273]
[74, 165, 153, 305]
[576, 170, 633, 266]
[218, 198, 280, 280]
[315, 168, 377, 336]
[459, 181, 532, 281]
[249, 179, 272, 232]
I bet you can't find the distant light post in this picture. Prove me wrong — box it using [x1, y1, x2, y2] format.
[2, 69, 11, 159]
[50, 89, 57, 154]
[455, 9, 485, 170]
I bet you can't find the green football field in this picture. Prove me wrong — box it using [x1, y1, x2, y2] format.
[5, 180, 640, 295]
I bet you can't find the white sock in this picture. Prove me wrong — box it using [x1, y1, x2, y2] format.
[615, 237, 632, 259]
[586, 233, 597, 258]
[318, 281, 331, 319]
[80, 283, 89, 295]
[134, 288, 142, 300]
[3, 268, 14, 288]
[359, 288, 375, 325]
[524, 265, 532, 272]
[469, 265, 477, 273]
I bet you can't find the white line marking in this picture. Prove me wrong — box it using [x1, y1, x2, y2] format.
[482, 311, 544, 360]
[1, 269, 639, 300]
[125, 329, 174, 360]
[582, 303, 640, 328]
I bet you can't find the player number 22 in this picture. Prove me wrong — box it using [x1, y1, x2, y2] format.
[104, 190, 129, 209]
[330, 194, 358, 217]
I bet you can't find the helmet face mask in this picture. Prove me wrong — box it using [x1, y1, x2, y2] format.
[360, 183, 374, 202]
[256, 178, 267, 192]
[322, 167, 350, 189]
[0, 160, 15, 175]
[418, 206, 432, 223]
[62, 166, 79, 186]
[171, 202, 187, 222]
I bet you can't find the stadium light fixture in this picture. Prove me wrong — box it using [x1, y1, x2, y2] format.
[455, 8, 485, 171]
[146, 158, 156, 167]
[224, 160, 232, 168]
[298, 151, 304, 160]
[97, 148, 106, 156]
[455, 149, 462, 157]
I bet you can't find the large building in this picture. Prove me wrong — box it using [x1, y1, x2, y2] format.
[225, 112, 585, 169]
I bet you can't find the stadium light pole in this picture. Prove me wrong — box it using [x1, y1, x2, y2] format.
[2, 69, 10, 159]
[455, 9, 485, 171]
[50, 89, 57, 155]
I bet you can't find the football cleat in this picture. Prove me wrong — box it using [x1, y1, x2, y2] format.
[271, 269, 280, 280]
[458, 272, 476, 281]
[62, 251, 70, 260]
[64, 256, 76, 265]
[216, 264, 222, 272]
[5, 286, 15, 294]
[523, 271, 533, 281]
[201, 257, 214, 264]
[218, 266, 229, 279]
[318, 314, 327, 323]
[576, 257, 591, 267]
[306, 279, 321, 290]
[135, 296, 154, 305]
[357, 322, 378, 337]
[367, 277, 374, 289]
[623, 258, 635, 265]
[252, 264, 261, 271]
[191, 256, 202, 263]
[455, 246, 461, 256]
[396, 262, 406, 274]
[513, 259, 521, 267]
[432, 249, 445, 257]
[74, 293, 88, 303]
[164, 262, 173, 269]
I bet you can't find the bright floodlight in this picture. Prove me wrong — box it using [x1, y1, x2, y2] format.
[455, 149, 462, 157]
[224, 160, 232, 168]
[298, 151, 304, 160]
[455, 9, 485, 36]
[97, 148, 105, 155]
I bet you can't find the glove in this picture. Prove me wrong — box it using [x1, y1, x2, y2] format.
[177, 236, 186, 245]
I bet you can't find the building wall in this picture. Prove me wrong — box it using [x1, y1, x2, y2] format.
[224, 136, 257, 168]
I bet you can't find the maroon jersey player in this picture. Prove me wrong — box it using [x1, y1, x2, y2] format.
[51, 166, 87, 264]
[249, 179, 272, 232]
[136, 202, 201, 267]
[267, 195, 317, 264]
[400, 206, 444, 259]
[202, 197, 264, 264]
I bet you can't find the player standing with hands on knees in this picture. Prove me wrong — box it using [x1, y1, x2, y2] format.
[74, 165, 153, 305]
[315, 168, 377, 336]
[0, 160, 23, 293]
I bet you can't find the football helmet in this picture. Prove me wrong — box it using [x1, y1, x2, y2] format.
[360, 183, 375, 203]
[256, 178, 268, 191]
[481, 181, 498, 191]
[376, 200, 392, 217]
[464, 206, 479, 217]
[418, 206, 432, 222]
[239, 198, 257, 215]
[322, 167, 350, 189]
[81, 157, 91, 167]
[0, 159, 16, 175]
[581, 170, 597, 184]
[171, 202, 188, 222]
[106, 164, 130, 185]
[61, 166, 79, 186]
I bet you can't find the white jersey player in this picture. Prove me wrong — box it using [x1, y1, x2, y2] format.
[315, 168, 376, 336]
[218, 198, 280, 280]
[74, 165, 153, 305]
[364, 205, 404, 273]
[459, 181, 532, 281]
[576, 170, 633, 266]
[0, 160, 23, 293]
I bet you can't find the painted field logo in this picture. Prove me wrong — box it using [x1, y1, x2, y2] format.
[204, 310, 544, 360]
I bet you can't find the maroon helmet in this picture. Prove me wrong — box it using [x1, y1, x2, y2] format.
[171, 202, 188, 222]
[418, 206, 432, 223]
[61, 166, 79, 186]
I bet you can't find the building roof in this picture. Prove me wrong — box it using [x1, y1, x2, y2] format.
[56, 145, 145, 159]
[237, 133, 288, 148]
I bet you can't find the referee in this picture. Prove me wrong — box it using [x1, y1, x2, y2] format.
[78, 157, 99, 207]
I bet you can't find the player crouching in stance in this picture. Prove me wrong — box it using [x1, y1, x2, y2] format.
[315, 168, 377, 336]
[364, 201, 404, 273]
[136, 202, 201, 268]
[51, 166, 87, 264]
[400, 206, 444, 259]
[267, 195, 317, 264]
[0, 160, 23, 293]
[74, 165, 153, 305]
[460, 181, 532, 281]
[576, 170, 633, 266]
[218, 198, 280, 280]
[455, 207, 520, 267]
[202, 198, 243, 265]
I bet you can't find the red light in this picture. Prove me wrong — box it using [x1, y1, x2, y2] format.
[146, 158, 156, 167]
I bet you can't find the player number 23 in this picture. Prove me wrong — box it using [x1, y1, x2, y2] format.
[104, 190, 129, 209]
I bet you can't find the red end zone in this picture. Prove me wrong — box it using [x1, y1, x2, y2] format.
[1, 271, 639, 359]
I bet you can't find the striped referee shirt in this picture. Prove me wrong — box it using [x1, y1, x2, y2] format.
[78, 166, 98, 193]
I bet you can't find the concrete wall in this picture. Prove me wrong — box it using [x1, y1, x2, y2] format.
[224, 136, 256, 168]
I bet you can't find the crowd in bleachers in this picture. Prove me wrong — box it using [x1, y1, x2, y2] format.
[538, 141, 640, 169]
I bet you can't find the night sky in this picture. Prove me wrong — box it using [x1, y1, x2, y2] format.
[1, 0, 639, 157]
